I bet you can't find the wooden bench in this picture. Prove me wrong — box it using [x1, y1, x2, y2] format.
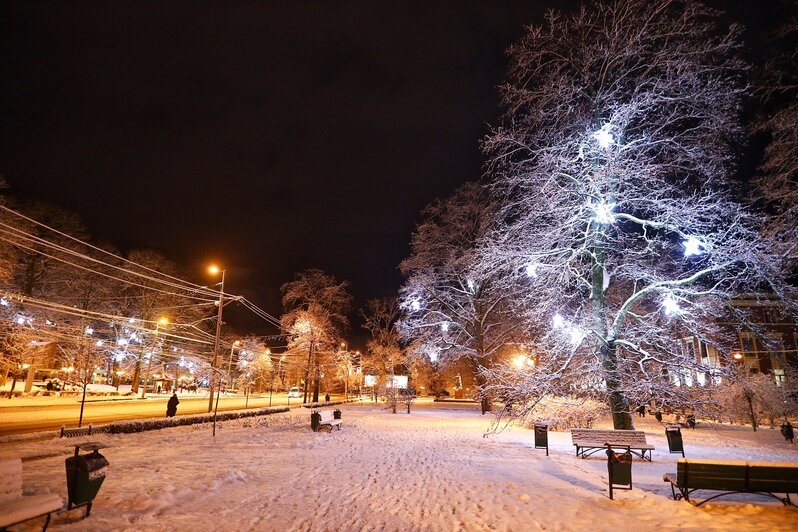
[571, 428, 654, 461]
[311, 410, 342, 432]
[0, 458, 63, 531]
[663, 458, 798, 507]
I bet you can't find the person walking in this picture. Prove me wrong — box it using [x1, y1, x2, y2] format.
[166, 392, 179, 418]
[780, 421, 794, 444]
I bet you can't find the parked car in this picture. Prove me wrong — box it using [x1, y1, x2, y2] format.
[288, 386, 302, 398]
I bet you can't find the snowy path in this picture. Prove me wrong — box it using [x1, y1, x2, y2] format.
[2, 401, 797, 531]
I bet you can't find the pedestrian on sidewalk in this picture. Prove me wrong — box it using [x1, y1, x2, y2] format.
[166, 392, 179, 417]
[780, 421, 794, 444]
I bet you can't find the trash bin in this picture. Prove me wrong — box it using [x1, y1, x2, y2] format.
[665, 424, 685, 457]
[65, 442, 109, 517]
[333, 409, 342, 420]
[606, 445, 632, 500]
[533, 423, 549, 456]
[310, 411, 321, 432]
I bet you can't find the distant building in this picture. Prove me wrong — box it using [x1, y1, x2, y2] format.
[677, 294, 798, 385]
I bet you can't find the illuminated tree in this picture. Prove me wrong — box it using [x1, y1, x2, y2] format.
[281, 269, 352, 403]
[753, 3, 798, 311]
[399, 183, 520, 412]
[235, 337, 273, 392]
[361, 298, 404, 388]
[481, 0, 787, 429]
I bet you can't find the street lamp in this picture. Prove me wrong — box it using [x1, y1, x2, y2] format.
[142, 317, 168, 399]
[208, 265, 225, 413]
[226, 340, 241, 394]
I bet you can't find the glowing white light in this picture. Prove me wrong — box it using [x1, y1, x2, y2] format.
[552, 314, 565, 329]
[117, 338, 128, 346]
[16, 317, 24, 325]
[173, 347, 178, 352]
[467, 279, 475, 291]
[114, 352, 125, 362]
[682, 237, 703, 257]
[662, 296, 681, 316]
[593, 201, 616, 224]
[46, 320, 53, 326]
[85, 326, 94, 335]
[525, 262, 538, 278]
[410, 299, 421, 311]
[128, 317, 136, 323]
[96, 340, 104, 347]
[0, 298, 8, 306]
[441, 322, 449, 332]
[129, 333, 138, 341]
[569, 327, 586, 346]
[513, 355, 533, 368]
[593, 124, 615, 149]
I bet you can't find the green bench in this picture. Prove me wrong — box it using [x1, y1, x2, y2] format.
[663, 458, 798, 507]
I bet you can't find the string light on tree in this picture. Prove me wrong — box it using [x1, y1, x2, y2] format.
[592, 123, 615, 149]
[592, 201, 616, 225]
[441, 321, 449, 332]
[569, 327, 586, 346]
[682, 236, 704, 257]
[552, 313, 565, 329]
[525, 262, 538, 278]
[662, 295, 681, 316]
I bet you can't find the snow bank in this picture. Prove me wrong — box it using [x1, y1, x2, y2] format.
[1, 401, 796, 531]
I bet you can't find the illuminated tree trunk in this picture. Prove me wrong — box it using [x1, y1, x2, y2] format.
[131, 354, 142, 393]
[303, 341, 313, 404]
[592, 231, 632, 429]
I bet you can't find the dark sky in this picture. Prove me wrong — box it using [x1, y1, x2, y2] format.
[0, 1, 776, 342]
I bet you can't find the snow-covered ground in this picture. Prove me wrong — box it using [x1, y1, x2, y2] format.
[2, 399, 797, 531]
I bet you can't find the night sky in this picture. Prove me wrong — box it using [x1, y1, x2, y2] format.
[0, 1, 777, 340]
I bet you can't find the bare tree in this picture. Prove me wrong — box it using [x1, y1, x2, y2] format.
[481, 0, 787, 429]
[752, 3, 798, 312]
[399, 182, 521, 413]
[281, 269, 352, 403]
[361, 297, 404, 390]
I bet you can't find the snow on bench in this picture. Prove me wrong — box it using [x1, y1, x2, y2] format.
[663, 458, 798, 507]
[311, 410, 342, 432]
[0, 458, 63, 531]
[570, 428, 655, 461]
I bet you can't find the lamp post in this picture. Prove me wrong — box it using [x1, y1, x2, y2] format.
[141, 317, 168, 399]
[226, 340, 241, 394]
[208, 265, 225, 413]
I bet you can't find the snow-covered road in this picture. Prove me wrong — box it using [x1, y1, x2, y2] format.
[2, 400, 797, 531]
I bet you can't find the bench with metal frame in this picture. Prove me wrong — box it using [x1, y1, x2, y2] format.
[663, 458, 798, 507]
[571, 428, 655, 461]
[311, 409, 342, 432]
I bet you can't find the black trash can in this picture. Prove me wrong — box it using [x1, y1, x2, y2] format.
[533, 423, 549, 456]
[665, 424, 685, 457]
[65, 443, 109, 517]
[606, 445, 632, 500]
[311, 411, 321, 432]
[333, 409, 342, 420]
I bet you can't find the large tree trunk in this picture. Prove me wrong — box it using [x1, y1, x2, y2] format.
[303, 342, 313, 404]
[312, 363, 320, 403]
[600, 342, 633, 430]
[592, 231, 632, 430]
[131, 354, 142, 393]
[745, 392, 758, 432]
